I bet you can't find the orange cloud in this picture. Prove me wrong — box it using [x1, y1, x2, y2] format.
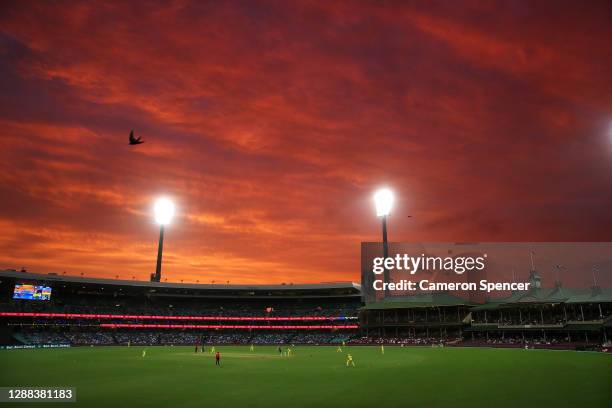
[0, 1, 611, 286]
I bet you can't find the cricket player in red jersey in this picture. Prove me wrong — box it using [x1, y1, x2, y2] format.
[215, 351, 221, 366]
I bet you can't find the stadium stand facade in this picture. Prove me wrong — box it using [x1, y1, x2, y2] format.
[360, 275, 612, 350]
[1, 270, 610, 350]
[0, 270, 361, 346]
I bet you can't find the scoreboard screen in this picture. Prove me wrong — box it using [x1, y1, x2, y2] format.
[13, 284, 52, 300]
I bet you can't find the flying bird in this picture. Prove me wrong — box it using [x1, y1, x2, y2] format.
[129, 130, 144, 145]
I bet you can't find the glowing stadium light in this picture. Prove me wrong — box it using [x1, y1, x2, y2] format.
[154, 197, 175, 225]
[374, 188, 394, 217]
[151, 197, 175, 282]
[373, 188, 394, 297]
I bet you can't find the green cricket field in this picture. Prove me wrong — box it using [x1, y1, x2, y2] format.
[0, 345, 609, 407]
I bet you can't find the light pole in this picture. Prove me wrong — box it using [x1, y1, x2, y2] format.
[152, 197, 175, 282]
[374, 188, 394, 297]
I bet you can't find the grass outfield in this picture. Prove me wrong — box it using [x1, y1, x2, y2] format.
[0, 345, 610, 408]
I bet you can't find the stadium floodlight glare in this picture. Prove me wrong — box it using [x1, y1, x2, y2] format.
[152, 197, 175, 282]
[374, 188, 394, 297]
[154, 198, 175, 225]
[374, 188, 394, 217]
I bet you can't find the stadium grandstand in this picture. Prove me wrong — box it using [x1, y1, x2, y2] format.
[0, 270, 361, 347]
[360, 272, 611, 350]
[1, 269, 610, 350]
[359, 292, 470, 345]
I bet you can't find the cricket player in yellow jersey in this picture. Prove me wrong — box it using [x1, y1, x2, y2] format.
[346, 353, 355, 367]
[381, 344, 385, 354]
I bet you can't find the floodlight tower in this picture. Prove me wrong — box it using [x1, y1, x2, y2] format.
[374, 188, 394, 296]
[152, 197, 175, 282]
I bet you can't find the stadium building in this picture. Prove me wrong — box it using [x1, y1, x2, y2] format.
[467, 279, 612, 349]
[359, 293, 471, 344]
[1, 269, 610, 350]
[360, 272, 611, 349]
[0, 270, 361, 347]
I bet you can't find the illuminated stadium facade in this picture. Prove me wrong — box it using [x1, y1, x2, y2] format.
[0, 270, 610, 349]
[0, 270, 362, 347]
[360, 274, 612, 348]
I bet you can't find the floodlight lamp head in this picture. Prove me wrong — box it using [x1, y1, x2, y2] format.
[154, 198, 175, 225]
[374, 188, 394, 217]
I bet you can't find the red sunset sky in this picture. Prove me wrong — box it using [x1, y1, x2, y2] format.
[0, 1, 611, 284]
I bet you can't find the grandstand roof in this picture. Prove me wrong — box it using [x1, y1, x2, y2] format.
[363, 283, 612, 312]
[469, 302, 503, 311]
[0, 270, 361, 298]
[513, 287, 569, 304]
[470, 291, 527, 311]
[564, 286, 612, 304]
[470, 285, 612, 311]
[496, 286, 609, 305]
[363, 293, 471, 309]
